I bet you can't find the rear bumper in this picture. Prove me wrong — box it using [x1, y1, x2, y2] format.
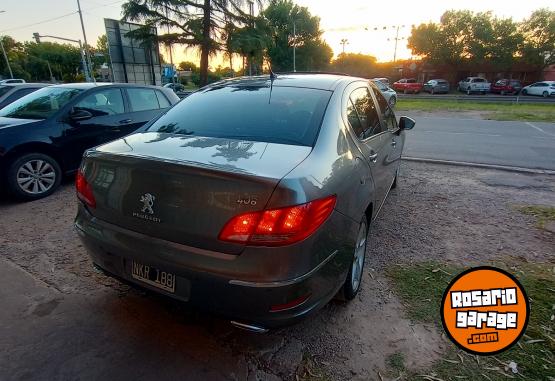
[75, 206, 355, 328]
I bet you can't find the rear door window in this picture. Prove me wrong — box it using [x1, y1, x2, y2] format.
[350, 87, 382, 139]
[147, 85, 332, 146]
[128, 88, 160, 112]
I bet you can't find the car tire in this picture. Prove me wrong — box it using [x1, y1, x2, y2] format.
[338, 217, 368, 301]
[522, 89, 527, 95]
[542, 91, 548, 98]
[500, 90, 505, 95]
[403, 89, 408, 95]
[388, 96, 397, 107]
[7, 153, 62, 201]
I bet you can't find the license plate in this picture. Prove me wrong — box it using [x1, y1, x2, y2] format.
[131, 261, 176, 293]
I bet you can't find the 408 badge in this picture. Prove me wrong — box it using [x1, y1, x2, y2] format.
[441, 266, 530, 355]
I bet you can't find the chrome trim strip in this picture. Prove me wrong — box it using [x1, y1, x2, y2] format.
[230, 321, 268, 333]
[228, 249, 339, 288]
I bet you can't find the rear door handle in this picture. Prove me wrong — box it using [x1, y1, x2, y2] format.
[368, 152, 378, 162]
[119, 119, 132, 125]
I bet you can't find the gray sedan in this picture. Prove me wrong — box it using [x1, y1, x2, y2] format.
[75, 74, 415, 331]
[0, 83, 49, 109]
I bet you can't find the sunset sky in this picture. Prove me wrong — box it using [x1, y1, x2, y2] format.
[1, 0, 553, 66]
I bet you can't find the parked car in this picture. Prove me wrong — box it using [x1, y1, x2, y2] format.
[422, 79, 450, 94]
[520, 81, 555, 97]
[75, 74, 416, 331]
[0, 78, 26, 85]
[0, 83, 179, 200]
[372, 77, 390, 87]
[490, 79, 522, 95]
[457, 77, 491, 94]
[0, 83, 50, 110]
[372, 79, 397, 106]
[163, 82, 193, 99]
[392, 78, 423, 94]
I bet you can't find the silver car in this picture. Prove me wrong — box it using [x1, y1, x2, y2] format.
[372, 79, 397, 107]
[75, 74, 415, 331]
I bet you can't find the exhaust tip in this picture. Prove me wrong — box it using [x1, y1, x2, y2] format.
[230, 320, 269, 333]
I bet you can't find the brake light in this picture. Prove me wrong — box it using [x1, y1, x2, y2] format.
[76, 170, 96, 208]
[219, 195, 336, 246]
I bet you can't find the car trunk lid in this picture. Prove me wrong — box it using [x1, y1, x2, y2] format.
[81, 132, 312, 254]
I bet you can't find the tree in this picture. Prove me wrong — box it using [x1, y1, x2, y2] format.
[408, 10, 524, 70]
[0, 35, 30, 80]
[521, 8, 555, 67]
[122, 0, 262, 86]
[262, 0, 332, 72]
[330, 53, 377, 77]
[178, 61, 198, 71]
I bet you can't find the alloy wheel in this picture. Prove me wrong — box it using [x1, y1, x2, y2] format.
[16, 159, 56, 195]
[350, 220, 367, 292]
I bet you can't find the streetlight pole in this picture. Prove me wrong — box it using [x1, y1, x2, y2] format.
[340, 38, 349, 54]
[34, 34, 90, 82]
[76, 0, 95, 82]
[0, 10, 14, 79]
[393, 26, 400, 63]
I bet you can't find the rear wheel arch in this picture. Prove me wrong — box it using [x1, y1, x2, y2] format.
[4, 143, 65, 172]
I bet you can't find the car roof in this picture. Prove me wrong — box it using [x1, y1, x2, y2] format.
[1, 83, 50, 89]
[50, 82, 168, 90]
[202, 73, 364, 92]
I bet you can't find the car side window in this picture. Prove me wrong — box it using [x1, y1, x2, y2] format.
[346, 99, 364, 139]
[350, 87, 382, 139]
[128, 88, 160, 112]
[74, 88, 125, 116]
[370, 87, 397, 132]
[155, 90, 171, 108]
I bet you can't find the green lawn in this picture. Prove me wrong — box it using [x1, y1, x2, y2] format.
[397, 99, 555, 122]
[387, 261, 555, 380]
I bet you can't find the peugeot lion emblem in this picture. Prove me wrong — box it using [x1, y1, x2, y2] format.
[140, 193, 155, 214]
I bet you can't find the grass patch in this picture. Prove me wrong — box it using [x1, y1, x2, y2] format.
[397, 99, 555, 122]
[516, 205, 555, 229]
[298, 353, 332, 381]
[387, 261, 555, 380]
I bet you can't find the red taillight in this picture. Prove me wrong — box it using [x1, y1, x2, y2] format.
[76, 170, 96, 208]
[218, 195, 336, 246]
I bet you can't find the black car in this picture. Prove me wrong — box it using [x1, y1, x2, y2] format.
[0, 83, 179, 200]
[0, 83, 50, 109]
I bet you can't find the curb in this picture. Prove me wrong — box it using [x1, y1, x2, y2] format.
[401, 157, 555, 175]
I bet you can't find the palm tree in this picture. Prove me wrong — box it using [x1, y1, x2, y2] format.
[122, 0, 263, 86]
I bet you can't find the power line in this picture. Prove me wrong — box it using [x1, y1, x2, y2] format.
[0, 11, 78, 33]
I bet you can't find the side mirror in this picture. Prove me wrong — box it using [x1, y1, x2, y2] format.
[69, 108, 93, 121]
[399, 116, 416, 130]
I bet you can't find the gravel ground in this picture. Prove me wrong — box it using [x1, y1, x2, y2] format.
[0, 161, 553, 380]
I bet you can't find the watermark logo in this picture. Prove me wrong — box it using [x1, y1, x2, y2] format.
[441, 266, 529, 355]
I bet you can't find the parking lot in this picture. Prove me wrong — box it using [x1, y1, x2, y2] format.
[1, 160, 553, 380]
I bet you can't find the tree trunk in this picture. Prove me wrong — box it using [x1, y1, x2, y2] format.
[199, 0, 211, 86]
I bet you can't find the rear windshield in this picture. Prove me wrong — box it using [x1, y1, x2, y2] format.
[147, 85, 332, 146]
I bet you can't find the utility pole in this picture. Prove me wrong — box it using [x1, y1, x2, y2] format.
[293, 20, 296, 72]
[76, 0, 95, 82]
[0, 11, 14, 79]
[393, 26, 400, 63]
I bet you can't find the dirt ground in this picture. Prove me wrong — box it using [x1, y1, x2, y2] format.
[1, 161, 554, 380]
